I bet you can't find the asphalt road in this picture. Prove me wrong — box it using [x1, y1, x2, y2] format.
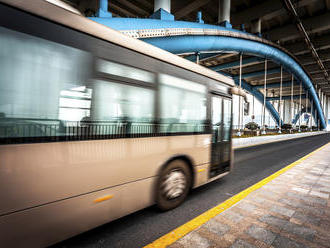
[52, 133, 330, 248]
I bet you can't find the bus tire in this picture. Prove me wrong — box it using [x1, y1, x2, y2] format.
[156, 159, 192, 211]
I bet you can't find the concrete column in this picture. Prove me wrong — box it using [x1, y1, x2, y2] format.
[299, 82, 302, 132]
[305, 91, 308, 126]
[290, 75, 294, 125]
[195, 52, 200, 65]
[278, 67, 283, 132]
[323, 93, 326, 114]
[252, 95, 255, 121]
[154, 0, 171, 13]
[251, 19, 261, 35]
[282, 100, 285, 124]
[237, 53, 243, 136]
[262, 59, 267, 134]
[283, 100, 291, 124]
[218, 0, 231, 24]
[310, 100, 313, 128]
[326, 96, 329, 131]
[320, 91, 323, 112]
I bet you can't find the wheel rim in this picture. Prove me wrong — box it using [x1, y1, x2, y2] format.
[161, 169, 187, 200]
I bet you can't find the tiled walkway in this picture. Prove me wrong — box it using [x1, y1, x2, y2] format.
[170, 143, 330, 248]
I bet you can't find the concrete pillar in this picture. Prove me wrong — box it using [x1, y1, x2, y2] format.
[326, 96, 330, 131]
[154, 0, 171, 13]
[237, 53, 243, 136]
[320, 91, 323, 111]
[324, 94, 326, 113]
[218, 0, 231, 26]
[299, 83, 302, 131]
[251, 19, 261, 35]
[290, 101, 293, 124]
[283, 100, 291, 124]
[262, 59, 267, 134]
[282, 100, 285, 124]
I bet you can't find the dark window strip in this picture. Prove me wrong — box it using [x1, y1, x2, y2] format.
[0, 122, 212, 145]
[0, 130, 211, 145]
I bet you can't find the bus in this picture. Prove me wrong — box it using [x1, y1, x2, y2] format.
[0, 0, 242, 247]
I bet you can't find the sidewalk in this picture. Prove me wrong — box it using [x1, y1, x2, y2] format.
[232, 131, 327, 149]
[163, 143, 330, 248]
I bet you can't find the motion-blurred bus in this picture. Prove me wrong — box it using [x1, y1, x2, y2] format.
[0, 0, 243, 246]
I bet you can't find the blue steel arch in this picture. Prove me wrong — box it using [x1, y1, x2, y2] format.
[219, 71, 281, 125]
[89, 17, 326, 129]
[293, 107, 314, 125]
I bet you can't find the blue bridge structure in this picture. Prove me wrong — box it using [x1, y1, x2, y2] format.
[88, 0, 329, 130]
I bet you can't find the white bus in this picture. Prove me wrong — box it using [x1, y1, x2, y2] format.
[0, 0, 239, 247]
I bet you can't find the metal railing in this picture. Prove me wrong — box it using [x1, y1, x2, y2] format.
[0, 118, 209, 144]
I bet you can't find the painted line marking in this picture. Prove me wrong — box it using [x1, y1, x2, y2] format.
[144, 142, 329, 248]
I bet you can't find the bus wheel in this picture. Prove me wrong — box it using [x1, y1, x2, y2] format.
[156, 159, 192, 211]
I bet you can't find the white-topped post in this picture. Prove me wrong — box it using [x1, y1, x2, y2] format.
[278, 66, 282, 133]
[262, 59, 267, 135]
[154, 0, 171, 13]
[237, 53, 243, 136]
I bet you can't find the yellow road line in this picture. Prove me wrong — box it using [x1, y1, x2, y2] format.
[144, 142, 329, 248]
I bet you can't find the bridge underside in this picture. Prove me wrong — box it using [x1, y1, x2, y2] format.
[88, 2, 328, 130]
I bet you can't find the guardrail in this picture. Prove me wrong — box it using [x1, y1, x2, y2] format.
[0, 119, 209, 144]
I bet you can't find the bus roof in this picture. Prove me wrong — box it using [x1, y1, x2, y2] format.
[44, 0, 82, 16]
[1, 0, 234, 87]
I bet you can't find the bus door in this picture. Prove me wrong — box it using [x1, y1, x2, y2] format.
[210, 94, 232, 177]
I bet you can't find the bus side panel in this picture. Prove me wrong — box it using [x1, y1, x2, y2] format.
[0, 134, 211, 216]
[0, 177, 154, 248]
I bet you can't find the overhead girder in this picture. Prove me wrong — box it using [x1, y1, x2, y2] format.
[231, 0, 317, 28]
[298, 52, 330, 66]
[283, 34, 330, 55]
[174, 0, 211, 19]
[306, 62, 330, 73]
[89, 17, 326, 129]
[231, 0, 284, 26]
[267, 95, 306, 101]
[184, 52, 223, 62]
[253, 81, 298, 89]
[210, 57, 264, 71]
[237, 68, 281, 79]
[265, 12, 330, 42]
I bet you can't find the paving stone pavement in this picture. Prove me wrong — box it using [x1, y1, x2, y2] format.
[170, 143, 330, 248]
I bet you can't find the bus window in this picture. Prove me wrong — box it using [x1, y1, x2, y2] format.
[210, 95, 232, 176]
[0, 26, 156, 142]
[223, 98, 232, 141]
[90, 80, 154, 122]
[212, 96, 222, 143]
[97, 59, 155, 84]
[0, 26, 92, 140]
[159, 74, 207, 133]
